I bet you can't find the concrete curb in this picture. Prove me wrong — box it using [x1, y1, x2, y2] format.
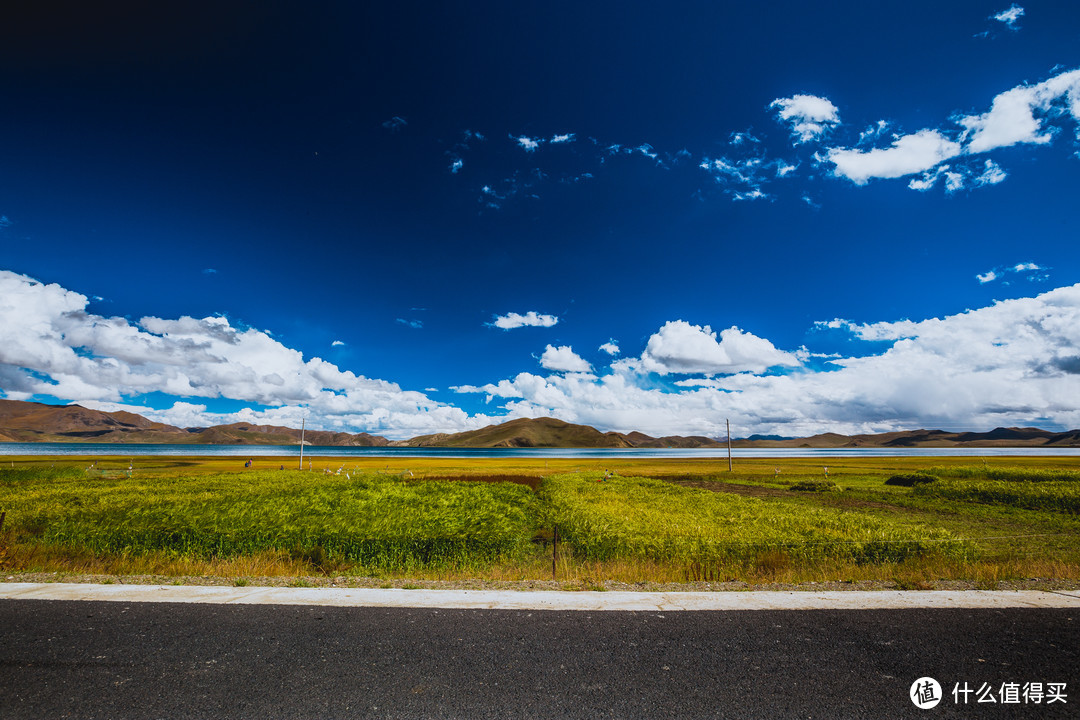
[2, 583, 1080, 611]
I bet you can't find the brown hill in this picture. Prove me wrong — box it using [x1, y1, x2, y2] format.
[392, 417, 637, 448]
[0, 399, 388, 446]
[390, 417, 723, 449]
[731, 426, 1080, 448]
[193, 423, 389, 447]
[0, 398, 184, 442]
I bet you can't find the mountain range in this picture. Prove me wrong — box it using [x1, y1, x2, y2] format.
[1, 398, 1078, 448]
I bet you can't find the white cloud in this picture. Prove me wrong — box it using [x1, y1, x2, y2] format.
[550, 133, 575, 144]
[699, 156, 772, 199]
[599, 341, 620, 356]
[450, 158, 464, 174]
[959, 68, 1080, 154]
[491, 311, 559, 330]
[976, 262, 1048, 285]
[513, 135, 542, 152]
[0, 270, 488, 439]
[829, 130, 963, 184]
[539, 345, 592, 374]
[907, 164, 966, 193]
[331, 340, 346, 347]
[992, 4, 1024, 28]
[858, 120, 890, 145]
[452, 378, 524, 401]
[775, 161, 798, 178]
[635, 144, 659, 160]
[730, 131, 760, 145]
[975, 159, 1008, 186]
[632, 321, 800, 376]
[908, 158, 1008, 193]
[770, 94, 841, 142]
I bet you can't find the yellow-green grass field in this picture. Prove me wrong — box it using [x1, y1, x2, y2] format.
[1, 454, 1078, 589]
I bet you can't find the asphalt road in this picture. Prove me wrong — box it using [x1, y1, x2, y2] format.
[1, 601, 1076, 719]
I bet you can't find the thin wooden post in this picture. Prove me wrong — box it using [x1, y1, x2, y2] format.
[552, 525, 558, 581]
[727, 418, 732, 472]
[0, 510, 5, 533]
[298, 418, 306, 470]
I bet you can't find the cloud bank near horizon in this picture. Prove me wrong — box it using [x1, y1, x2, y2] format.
[0, 270, 492, 439]
[459, 285, 1080, 437]
[5, 269, 1075, 439]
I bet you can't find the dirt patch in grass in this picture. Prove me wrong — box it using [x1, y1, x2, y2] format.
[422, 475, 544, 492]
[667, 479, 790, 499]
[668, 478, 915, 513]
[813, 495, 910, 512]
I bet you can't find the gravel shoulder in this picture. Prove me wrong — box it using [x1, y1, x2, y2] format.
[4, 571, 1078, 593]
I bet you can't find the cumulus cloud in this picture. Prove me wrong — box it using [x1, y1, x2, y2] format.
[629, 321, 800, 376]
[539, 345, 592, 373]
[331, 340, 346, 347]
[491, 311, 559, 330]
[381, 116, 407, 132]
[550, 133, 575, 144]
[829, 130, 963, 184]
[0, 270, 486, 439]
[771, 94, 841, 142]
[599, 341, 620, 356]
[958, 69, 1080, 154]
[449, 158, 463, 174]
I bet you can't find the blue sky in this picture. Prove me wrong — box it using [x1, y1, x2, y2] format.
[1, 1, 1079, 439]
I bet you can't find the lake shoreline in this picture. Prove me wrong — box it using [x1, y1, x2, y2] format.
[3, 442, 1080, 458]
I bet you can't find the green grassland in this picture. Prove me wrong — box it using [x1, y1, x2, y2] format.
[1, 455, 1078, 587]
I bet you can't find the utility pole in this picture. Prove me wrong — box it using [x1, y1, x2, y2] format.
[727, 418, 732, 472]
[298, 417, 306, 470]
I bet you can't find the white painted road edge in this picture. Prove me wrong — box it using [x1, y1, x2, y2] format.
[2, 583, 1079, 610]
